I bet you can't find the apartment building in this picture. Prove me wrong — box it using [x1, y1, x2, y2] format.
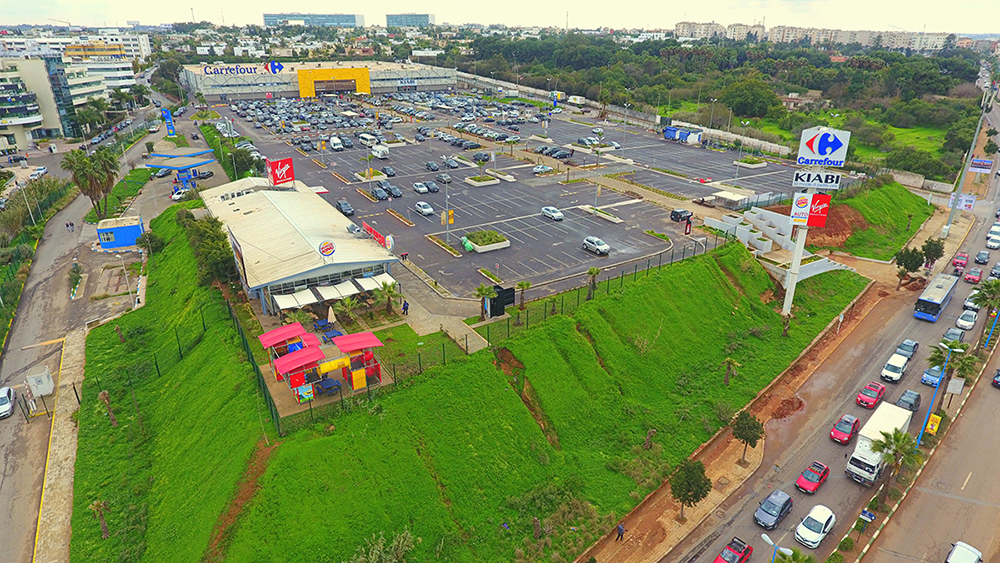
[0, 30, 151, 62]
[675, 21, 726, 39]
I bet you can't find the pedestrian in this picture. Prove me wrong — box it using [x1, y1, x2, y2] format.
[615, 522, 626, 541]
[70, 222, 75, 232]
[65, 222, 70, 232]
[402, 300, 409, 315]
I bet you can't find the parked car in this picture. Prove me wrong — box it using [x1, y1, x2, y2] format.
[541, 206, 564, 221]
[856, 381, 886, 408]
[940, 327, 966, 347]
[170, 189, 190, 201]
[424, 180, 440, 193]
[533, 165, 553, 174]
[671, 209, 693, 222]
[426, 161, 440, 171]
[895, 339, 919, 359]
[0, 387, 14, 419]
[713, 537, 753, 563]
[196, 170, 214, 180]
[592, 127, 604, 134]
[154, 168, 171, 178]
[946, 542, 983, 563]
[412, 182, 429, 194]
[795, 505, 836, 548]
[976, 250, 990, 264]
[415, 201, 434, 216]
[369, 185, 388, 200]
[895, 389, 922, 412]
[922, 365, 944, 387]
[830, 414, 860, 444]
[956, 310, 978, 330]
[445, 158, 460, 169]
[381, 166, 396, 177]
[387, 184, 403, 198]
[964, 290, 982, 311]
[795, 461, 830, 494]
[582, 236, 610, 255]
[335, 199, 354, 216]
[754, 489, 793, 530]
[992, 368, 1000, 389]
[435, 173, 452, 184]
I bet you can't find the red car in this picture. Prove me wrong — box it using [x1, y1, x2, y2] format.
[830, 414, 860, 443]
[698, 177, 713, 183]
[795, 461, 830, 494]
[856, 381, 886, 408]
[965, 267, 983, 283]
[953, 252, 969, 267]
[714, 537, 753, 563]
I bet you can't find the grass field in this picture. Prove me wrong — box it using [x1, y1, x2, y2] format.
[841, 182, 934, 260]
[83, 168, 153, 223]
[223, 245, 867, 562]
[70, 203, 267, 562]
[166, 133, 189, 148]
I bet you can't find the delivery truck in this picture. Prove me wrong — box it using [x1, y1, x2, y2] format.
[845, 403, 913, 486]
[568, 95, 586, 105]
[371, 144, 389, 159]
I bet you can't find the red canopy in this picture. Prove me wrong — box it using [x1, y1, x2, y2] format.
[300, 333, 322, 348]
[273, 346, 325, 376]
[333, 332, 384, 354]
[258, 322, 306, 349]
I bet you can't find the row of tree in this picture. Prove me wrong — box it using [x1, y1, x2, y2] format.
[60, 148, 121, 220]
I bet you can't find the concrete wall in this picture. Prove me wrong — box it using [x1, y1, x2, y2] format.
[888, 169, 925, 189]
[923, 179, 954, 193]
[743, 207, 795, 251]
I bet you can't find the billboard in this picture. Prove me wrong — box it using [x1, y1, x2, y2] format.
[790, 193, 832, 227]
[790, 193, 811, 225]
[792, 170, 842, 190]
[267, 157, 295, 185]
[969, 158, 994, 174]
[797, 127, 851, 168]
[948, 193, 976, 211]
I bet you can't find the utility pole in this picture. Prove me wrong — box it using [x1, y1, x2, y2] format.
[945, 91, 990, 236]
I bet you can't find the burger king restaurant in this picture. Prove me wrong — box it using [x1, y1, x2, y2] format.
[180, 60, 456, 101]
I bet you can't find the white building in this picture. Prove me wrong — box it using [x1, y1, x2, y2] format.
[674, 22, 726, 39]
[0, 30, 151, 62]
[82, 58, 136, 93]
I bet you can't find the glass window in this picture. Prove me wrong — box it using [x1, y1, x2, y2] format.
[98, 231, 115, 243]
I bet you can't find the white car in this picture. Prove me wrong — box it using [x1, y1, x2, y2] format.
[0, 387, 14, 419]
[592, 127, 604, 134]
[412, 182, 429, 194]
[170, 189, 190, 201]
[541, 206, 564, 221]
[947, 541, 984, 563]
[35, 166, 48, 175]
[532, 165, 553, 174]
[987, 236, 1000, 250]
[956, 309, 978, 330]
[880, 353, 909, 382]
[415, 201, 434, 216]
[506, 135, 521, 143]
[552, 107, 563, 114]
[795, 505, 836, 549]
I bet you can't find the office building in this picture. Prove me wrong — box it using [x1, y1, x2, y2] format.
[386, 14, 436, 28]
[65, 41, 137, 94]
[0, 30, 151, 62]
[263, 13, 365, 27]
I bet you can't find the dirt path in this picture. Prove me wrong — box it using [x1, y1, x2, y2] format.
[201, 438, 278, 563]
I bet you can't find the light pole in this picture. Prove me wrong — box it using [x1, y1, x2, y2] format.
[916, 345, 962, 448]
[709, 97, 717, 129]
[231, 152, 239, 179]
[761, 533, 793, 563]
[117, 253, 135, 309]
[735, 120, 752, 180]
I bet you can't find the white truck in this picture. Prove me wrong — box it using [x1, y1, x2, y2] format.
[328, 137, 344, 152]
[371, 144, 389, 159]
[846, 403, 913, 486]
[568, 95, 586, 105]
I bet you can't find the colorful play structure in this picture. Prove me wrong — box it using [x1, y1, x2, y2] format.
[258, 323, 384, 403]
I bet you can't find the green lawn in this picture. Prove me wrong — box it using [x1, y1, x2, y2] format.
[886, 125, 946, 157]
[166, 133, 189, 148]
[70, 203, 266, 561]
[841, 182, 935, 260]
[224, 245, 867, 562]
[83, 168, 154, 223]
[193, 110, 221, 120]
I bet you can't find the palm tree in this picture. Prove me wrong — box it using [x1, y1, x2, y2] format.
[586, 267, 601, 300]
[131, 84, 150, 106]
[89, 500, 110, 539]
[75, 107, 101, 135]
[970, 278, 1000, 349]
[871, 428, 923, 492]
[285, 309, 312, 326]
[374, 281, 401, 314]
[86, 96, 111, 125]
[109, 88, 132, 110]
[721, 357, 742, 386]
[776, 549, 819, 563]
[93, 149, 121, 218]
[61, 149, 103, 217]
[475, 283, 497, 321]
[335, 296, 360, 323]
[926, 340, 976, 396]
[516, 280, 531, 310]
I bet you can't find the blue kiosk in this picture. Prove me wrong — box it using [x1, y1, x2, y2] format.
[145, 147, 217, 195]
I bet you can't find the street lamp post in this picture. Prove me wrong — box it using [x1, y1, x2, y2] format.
[735, 120, 752, 180]
[116, 253, 135, 309]
[916, 345, 961, 448]
[231, 152, 239, 179]
[709, 98, 717, 129]
[761, 533, 793, 563]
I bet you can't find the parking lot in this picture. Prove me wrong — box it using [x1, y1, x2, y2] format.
[214, 96, 764, 297]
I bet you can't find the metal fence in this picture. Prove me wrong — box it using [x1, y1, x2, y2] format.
[728, 191, 787, 212]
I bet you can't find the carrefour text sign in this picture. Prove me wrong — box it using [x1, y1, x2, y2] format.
[796, 126, 851, 168]
[202, 61, 284, 76]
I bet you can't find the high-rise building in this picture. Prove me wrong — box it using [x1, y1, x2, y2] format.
[262, 13, 365, 27]
[0, 30, 151, 62]
[386, 14, 436, 28]
[65, 41, 137, 95]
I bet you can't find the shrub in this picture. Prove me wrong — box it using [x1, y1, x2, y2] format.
[466, 230, 508, 246]
[825, 553, 845, 563]
[838, 537, 854, 552]
[175, 208, 194, 227]
[136, 232, 166, 254]
[69, 263, 83, 290]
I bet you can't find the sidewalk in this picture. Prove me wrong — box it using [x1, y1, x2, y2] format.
[393, 261, 488, 353]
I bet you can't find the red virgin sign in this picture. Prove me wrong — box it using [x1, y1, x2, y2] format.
[807, 193, 831, 227]
[267, 157, 295, 185]
[362, 221, 386, 248]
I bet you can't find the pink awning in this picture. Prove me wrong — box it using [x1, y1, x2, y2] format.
[333, 332, 384, 354]
[300, 333, 322, 348]
[273, 346, 325, 376]
[258, 322, 307, 349]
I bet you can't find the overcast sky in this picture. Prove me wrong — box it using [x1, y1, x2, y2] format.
[5, 0, 999, 36]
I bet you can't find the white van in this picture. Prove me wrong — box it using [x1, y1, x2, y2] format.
[371, 145, 389, 159]
[328, 137, 344, 151]
[359, 133, 378, 147]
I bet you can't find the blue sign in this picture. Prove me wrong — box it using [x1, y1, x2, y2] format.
[267, 61, 284, 74]
[161, 108, 176, 137]
[860, 510, 876, 522]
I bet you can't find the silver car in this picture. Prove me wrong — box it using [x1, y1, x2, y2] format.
[541, 206, 564, 221]
[0, 387, 14, 419]
[582, 236, 610, 255]
[415, 201, 434, 216]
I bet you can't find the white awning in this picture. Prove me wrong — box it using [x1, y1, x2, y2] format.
[315, 285, 343, 301]
[372, 272, 397, 288]
[272, 294, 299, 311]
[292, 289, 319, 307]
[355, 277, 380, 292]
[334, 280, 361, 298]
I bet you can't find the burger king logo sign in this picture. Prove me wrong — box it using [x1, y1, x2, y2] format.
[790, 193, 812, 226]
[319, 241, 336, 256]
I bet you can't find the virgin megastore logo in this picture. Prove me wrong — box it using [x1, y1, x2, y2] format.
[796, 126, 851, 168]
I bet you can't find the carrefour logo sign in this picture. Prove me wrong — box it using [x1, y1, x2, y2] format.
[796, 126, 851, 168]
[202, 61, 284, 75]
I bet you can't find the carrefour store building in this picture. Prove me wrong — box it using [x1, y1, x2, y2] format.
[180, 60, 456, 101]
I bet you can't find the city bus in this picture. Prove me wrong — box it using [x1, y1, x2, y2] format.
[914, 274, 959, 322]
[358, 133, 378, 147]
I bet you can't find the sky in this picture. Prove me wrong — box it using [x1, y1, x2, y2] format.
[4, 0, 999, 36]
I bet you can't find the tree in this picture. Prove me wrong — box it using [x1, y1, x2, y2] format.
[720, 356, 742, 386]
[61, 149, 107, 218]
[921, 238, 945, 267]
[374, 281, 401, 314]
[970, 278, 1000, 346]
[894, 246, 924, 289]
[776, 549, 819, 563]
[669, 459, 711, 521]
[475, 283, 497, 321]
[93, 149, 121, 218]
[988, 128, 998, 138]
[109, 88, 133, 110]
[86, 96, 111, 125]
[335, 295, 360, 322]
[131, 83, 150, 106]
[871, 428, 922, 493]
[720, 78, 781, 118]
[285, 309, 312, 326]
[984, 140, 998, 156]
[98, 390, 118, 427]
[586, 267, 600, 300]
[926, 340, 975, 394]
[732, 411, 764, 463]
[89, 500, 110, 539]
[516, 280, 531, 310]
